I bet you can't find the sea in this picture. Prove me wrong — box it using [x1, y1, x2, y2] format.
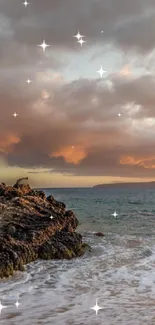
[1, 187, 155, 325]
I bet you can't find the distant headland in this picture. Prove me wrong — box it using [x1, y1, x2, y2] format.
[93, 181, 155, 188]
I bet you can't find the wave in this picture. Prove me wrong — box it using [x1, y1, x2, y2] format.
[128, 201, 141, 205]
[138, 211, 154, 216]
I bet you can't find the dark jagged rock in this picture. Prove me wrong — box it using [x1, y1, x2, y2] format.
[0, 181, 86, 278]
[14, 177, 29, 186]
[95, 232, 104, 237]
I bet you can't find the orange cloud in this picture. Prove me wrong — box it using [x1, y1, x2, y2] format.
[120, 65, 131, 76]
[52, 73, 64, 82]
[41, 90, 50, 99]
[0, 134, 20, 154]
[120, 156, 155, 169]
[50, 145, 87, 164]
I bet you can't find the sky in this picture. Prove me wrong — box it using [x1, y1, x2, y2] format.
[1, 0, 155, 187]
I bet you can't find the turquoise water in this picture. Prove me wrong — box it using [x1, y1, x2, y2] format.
[1, 187, 155, 325]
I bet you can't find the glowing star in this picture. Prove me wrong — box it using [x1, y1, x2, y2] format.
[26, 79, 31, 84]
[90, 299, 103, 316]
[96, 66, 107, 78]
[101, 30, 104, 33]
[74, 31, 84, 40]
[77, 38, 86, 47]
[38, 40, 50, 52]
[118, 113, 121, 117]
[13, 112, 18, 118]
[112, 211, 118, 218]
[23, 1, 29, 6]
[0, 301, 7, 314]
[15, 300, 20, 308]
[50, 216, 54, 219]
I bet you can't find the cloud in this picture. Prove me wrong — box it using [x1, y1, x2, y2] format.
[1, 0, 155, 184]
[0, 0, 155, 61]
[0, 133, 20, 154]
[51, 145, 87, 164]
[120, 155, 155, 169]
[0, 73, 153, 178]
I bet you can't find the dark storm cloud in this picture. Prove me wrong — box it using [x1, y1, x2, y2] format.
[0, 0, 155, 57]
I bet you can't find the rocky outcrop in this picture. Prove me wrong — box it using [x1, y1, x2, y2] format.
[95, 232, 104, 237]
[0, 181, 86, 278]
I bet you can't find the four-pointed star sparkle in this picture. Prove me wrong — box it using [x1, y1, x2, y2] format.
[77, 38, 86, 47]
[112, 211, 118, 218]
[13, 112, 18, 118]
[90, 299, 103, 315]
[26, 79, 31, 84]
[96, 66, 107, 78]
[38, 40, 50, 52]
[23, 1, 29, 7]
[15, 300, 20, 308]
[74, 31, 85, 40]
[0, 301, 7, 314]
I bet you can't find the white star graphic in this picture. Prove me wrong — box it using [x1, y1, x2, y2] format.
[96, 66, 107, 78]
[38, 40, 50, 52]
[0, 301, 7, 314]
[74, 31, 84, 40]
[112, 211, 118, 218]
[15, 300, 20, 308]
[77, 38, 86, 47]
[118, 113, 121, 117]
[26, 79, 31, 84]
[50, 216, 54, 219]
[90, 299, 103, 315]
[13, 112, 18, 118]
[23, 1, 29, 7]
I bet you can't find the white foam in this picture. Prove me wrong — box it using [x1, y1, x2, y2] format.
[1, 234, 155, 325]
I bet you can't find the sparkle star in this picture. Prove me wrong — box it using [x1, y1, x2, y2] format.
[13, 112, 18, 118]
[15, 300, 20, 308]
[77, 38, 86, 47]
[38, 40, 50, 52]
[112, 211, 118, 218]
[118, 113, 121, 117]
[90, 299, 103, 315]
[0, 301, 7, 314]
[23, 1, 29, 7]
[96, 66, 107, 78]
[50, 216, 54, 219]
[74, 31, 84, 40]
[26, 79, 31, 84]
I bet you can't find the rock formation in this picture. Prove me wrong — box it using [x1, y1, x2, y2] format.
[95, 232, 104, 237]
[14, 177, 29, 186]
[0, 181, 86, 278]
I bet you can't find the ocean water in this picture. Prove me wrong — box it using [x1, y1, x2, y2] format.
[1, 187, 155, 324]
